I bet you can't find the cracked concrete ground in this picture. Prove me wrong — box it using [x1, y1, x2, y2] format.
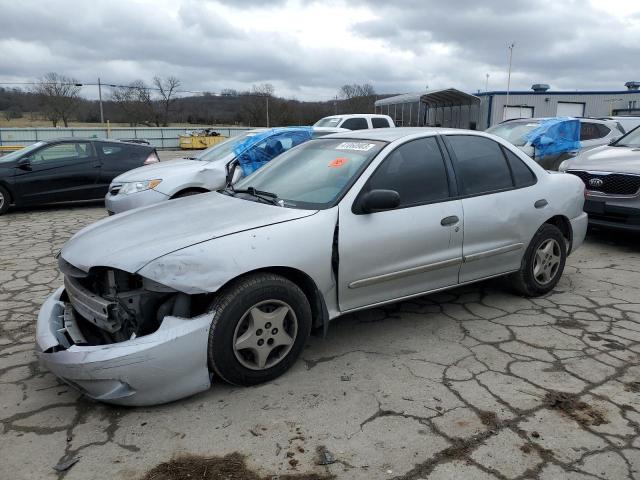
[1, 203, 640, 480]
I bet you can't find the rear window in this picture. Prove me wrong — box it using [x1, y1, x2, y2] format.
[372, 118, 391, 128]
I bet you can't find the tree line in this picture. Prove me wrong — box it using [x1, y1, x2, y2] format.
[0, 72, 382, 128]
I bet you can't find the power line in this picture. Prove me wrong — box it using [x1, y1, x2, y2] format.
[0, 80, 214, 95]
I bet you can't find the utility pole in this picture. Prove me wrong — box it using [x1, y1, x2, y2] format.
[334, 95, 338, 115]
[98, 77, 104, 124]
[504, 43, 515, 120]
[485, 73, 490, 93]
[266, 95, 269, 127]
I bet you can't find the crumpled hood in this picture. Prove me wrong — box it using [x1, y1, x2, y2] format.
[112, 158, 204, 183]
[61, 192, 317, 273]
[567, 145, 640, 174]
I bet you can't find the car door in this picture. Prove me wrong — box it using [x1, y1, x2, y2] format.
[95, 142, 150, 193]
[338, 136, 463, 312]
[443, 134, 545, 283]
[14, 141, 101, 204]
[580, 122, 611, 151]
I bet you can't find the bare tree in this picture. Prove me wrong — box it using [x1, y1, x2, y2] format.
[33, 72, 82, 127]
[241, 83, 275, 126]
[153, 76, 181, 127]
[338, 83, 376, 114]
[111, 81, 156, 126]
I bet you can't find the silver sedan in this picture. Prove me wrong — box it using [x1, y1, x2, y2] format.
[37, 128, 588, 405]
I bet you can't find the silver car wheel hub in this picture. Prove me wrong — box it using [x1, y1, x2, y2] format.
[232, 300, 298, 371]
[0, 191, 4, 209]
[533, 238, 561, 285]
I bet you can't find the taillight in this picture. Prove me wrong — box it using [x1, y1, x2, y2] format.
[144, 151, 159, 165]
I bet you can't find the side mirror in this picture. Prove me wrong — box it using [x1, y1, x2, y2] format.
[17, 157, 32, 171]
[361, 189, 400, 213]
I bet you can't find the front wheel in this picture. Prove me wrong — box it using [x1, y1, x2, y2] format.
[510, 224, 567, 297]
[0, 185, 10, 215]
[207, 273, 312, 386]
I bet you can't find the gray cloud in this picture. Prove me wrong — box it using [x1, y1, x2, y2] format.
[0, 0, 637, 100]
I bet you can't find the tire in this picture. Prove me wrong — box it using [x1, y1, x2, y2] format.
[510, 224, 567, 297]
[0, 185, 10, 215]
[207, 273, 312, 386]
[174, 190, 205, 198]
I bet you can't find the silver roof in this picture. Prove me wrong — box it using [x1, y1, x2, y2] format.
[324, 127, 470, 142]
[375, 88, 481, 107]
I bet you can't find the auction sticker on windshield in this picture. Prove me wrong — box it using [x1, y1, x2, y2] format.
[328, 157, 348, 168]
[336, 142, 376, 151]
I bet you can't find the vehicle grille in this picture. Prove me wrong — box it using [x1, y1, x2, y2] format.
[567, 170, 640, 196]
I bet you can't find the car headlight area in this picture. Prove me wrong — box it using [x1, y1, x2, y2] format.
[117, 179, 163, 195]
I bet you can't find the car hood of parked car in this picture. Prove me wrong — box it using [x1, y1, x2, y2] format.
[566, 145, 640, 174]
[61, 192, 317, 274]
[113, 158, 221, 183]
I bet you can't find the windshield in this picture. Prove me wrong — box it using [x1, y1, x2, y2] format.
[314, 117, 341, 128]
[0, 142, 46, 163]
[233, 138, 386, 209]
[486, 121, 541, 147]
[613, 125, 640, 148]
[195, 132, 260, 162]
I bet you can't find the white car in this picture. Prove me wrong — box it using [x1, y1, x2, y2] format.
[105, 126, 345, 214]
[314, 114, 395, 130]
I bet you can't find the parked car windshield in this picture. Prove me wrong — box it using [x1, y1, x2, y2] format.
[0, 141, 46, 163]
[233, 138, 386, 209]
[314, 117, 341, 127]
[195, 131, 261, 162]
[486, 121, 541, 146]
[613, 126, 640, 148]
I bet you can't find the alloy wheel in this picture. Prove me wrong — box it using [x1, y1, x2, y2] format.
[232, 300, 298, 371]
[533, 238, 561, 285]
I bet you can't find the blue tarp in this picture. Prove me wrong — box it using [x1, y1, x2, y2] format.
[524, 117, 580, 158]
[233, 126, 314, 176]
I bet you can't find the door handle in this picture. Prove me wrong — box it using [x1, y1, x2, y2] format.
[441, 215, 459, 226]
[534, 199, 548, 209]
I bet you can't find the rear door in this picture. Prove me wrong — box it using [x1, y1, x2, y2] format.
[443, 134, 544, 283]
[96, 142, 151, 192]
[14, 141, 101, 204]
[580, 122, 611, 151]
[338, 136, 463, 311]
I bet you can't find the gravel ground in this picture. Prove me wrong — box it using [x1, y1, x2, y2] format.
[1, 203, 639, 480]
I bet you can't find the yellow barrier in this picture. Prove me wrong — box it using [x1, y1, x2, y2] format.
[179, 135, 226, 150]
[0, 145, 22, 152]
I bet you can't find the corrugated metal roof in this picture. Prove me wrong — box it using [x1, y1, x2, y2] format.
[375, 88, 481, 107]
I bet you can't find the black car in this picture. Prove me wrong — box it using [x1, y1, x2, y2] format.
[0, 139, 159, 215]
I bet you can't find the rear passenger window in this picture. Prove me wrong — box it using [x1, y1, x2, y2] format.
[371, 118, 390, 128]
[447, 135, 513, 195]
[341, 118, 369, 130]
[580, 122, 608, 140]
[101, 145, 123, 156]
[502, 147, 536, 187]
[367, 137, 449, 207]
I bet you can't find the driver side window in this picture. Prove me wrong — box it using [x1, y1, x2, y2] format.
[32, 142, 93, 163]
[366, 137, 450, 208]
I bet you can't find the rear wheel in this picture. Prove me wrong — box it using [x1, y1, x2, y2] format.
[511, 224, 567, 297]
[0, 186, 10, 215]
[207, 273, 312, 386]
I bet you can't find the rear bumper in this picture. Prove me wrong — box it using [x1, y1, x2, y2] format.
[36, 287, 213, 406]
[105, 189, 169, 215]
[584, 198, 640, 232]
[569, 212, 588, 253]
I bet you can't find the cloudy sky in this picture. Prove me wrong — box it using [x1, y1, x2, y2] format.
[0, 0, 638, 101]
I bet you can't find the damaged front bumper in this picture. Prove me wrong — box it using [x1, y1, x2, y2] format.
[36, 287, 213, 406]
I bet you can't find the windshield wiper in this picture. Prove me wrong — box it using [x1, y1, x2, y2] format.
[224, 186, 280, 206]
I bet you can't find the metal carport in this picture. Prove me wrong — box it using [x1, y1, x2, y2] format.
[374, 88, 481, 129]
